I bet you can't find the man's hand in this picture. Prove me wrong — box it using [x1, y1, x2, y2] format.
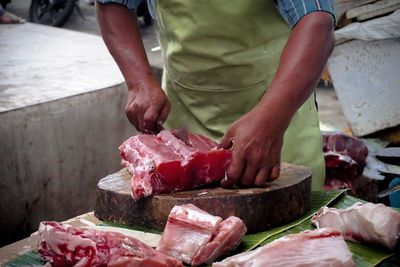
[96, 3, 168, 133]
[219, 105, 284, 187]
[219, 12, 334, 188]
[125, 78, 170, 134]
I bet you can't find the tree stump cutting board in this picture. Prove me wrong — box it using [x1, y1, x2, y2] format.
[95, 163, 311, 233]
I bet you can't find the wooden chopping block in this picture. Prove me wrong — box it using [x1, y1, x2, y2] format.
[95, 163, 311, 233]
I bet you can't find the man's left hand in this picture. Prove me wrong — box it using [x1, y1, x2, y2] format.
[219, 106, 285, 187]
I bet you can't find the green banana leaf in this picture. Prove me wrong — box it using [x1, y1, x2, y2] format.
[5, 191, 399, 267]
[4, 251, 44, 267]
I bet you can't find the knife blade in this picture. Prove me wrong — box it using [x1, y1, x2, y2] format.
[375, 147, 400, 158]
[174, 125, 190, 146]
[378, 183, 400, 198]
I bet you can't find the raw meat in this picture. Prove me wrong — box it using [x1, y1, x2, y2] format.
[192, 216, 247, 265]
[157, 204, 247, 266]
[158, 130, 230, 184]
[312, 202, 400, 250]
[38, 221, 183, 267]
[156, 204, 222, 264]
[323, 133, 368, 166]
[212, 227, 355, 267]
[119, 130, 232, 199]
[120, 134, 187, 199]
[322, 133, 368, 190]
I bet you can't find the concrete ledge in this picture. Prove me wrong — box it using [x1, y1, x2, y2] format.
[0, 23, 135, 246]
[0, 23, 124, 112]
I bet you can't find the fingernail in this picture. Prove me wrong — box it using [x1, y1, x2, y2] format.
[271, 166, 280, 179]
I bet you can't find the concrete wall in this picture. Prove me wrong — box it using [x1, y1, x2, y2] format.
[0, 84, 135, 246]
[0, 23, 143, 246]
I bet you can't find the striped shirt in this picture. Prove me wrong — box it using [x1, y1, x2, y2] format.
[96, 0, 336, 28]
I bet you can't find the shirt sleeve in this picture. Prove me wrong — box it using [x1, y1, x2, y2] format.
[276, 0, 336, 28]
[96, 0, 143, 10]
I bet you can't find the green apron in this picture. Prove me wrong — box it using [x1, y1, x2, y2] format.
[155, 0, 325, 189]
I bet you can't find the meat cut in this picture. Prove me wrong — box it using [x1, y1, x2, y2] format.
[212, 227, 355, 267]
[322, 132, 368, 190]
[156, 204, 222, 264]
[38, 221, 183, 267]
[119, 130, 232, 199]
[38, 221, 182, 267]
[192, 216, 247, 266]
[157, 204, 247, 266]
[312, 202, 400, 250]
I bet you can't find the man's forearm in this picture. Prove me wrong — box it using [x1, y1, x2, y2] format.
[259, 12, 335, 131]
[96, 2, 153, 87]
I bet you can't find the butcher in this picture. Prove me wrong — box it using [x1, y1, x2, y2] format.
[95, 0, 335, 190]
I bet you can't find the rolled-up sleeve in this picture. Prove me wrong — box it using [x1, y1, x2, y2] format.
[276, 0, 336, 28]
[96, 0, 143, 10]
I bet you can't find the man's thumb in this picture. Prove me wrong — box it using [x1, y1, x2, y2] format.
[218, 133, 233, 149]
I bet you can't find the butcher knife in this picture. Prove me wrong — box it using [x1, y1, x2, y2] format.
[174, 125, 190, 145]
[378, 182, 400, 198]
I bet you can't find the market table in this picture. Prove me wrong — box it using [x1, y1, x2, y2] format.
[1, 191, 398, 267]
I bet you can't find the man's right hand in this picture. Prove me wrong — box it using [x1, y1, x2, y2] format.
[125, 78, 171, 134]
[96, 3, 168, 133]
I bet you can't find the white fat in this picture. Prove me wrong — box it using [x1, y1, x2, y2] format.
[82, 226, 161, 247]
[172, 205, 221, 227]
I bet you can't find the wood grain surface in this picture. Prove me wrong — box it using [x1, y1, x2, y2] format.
[95, 163, 312, 233]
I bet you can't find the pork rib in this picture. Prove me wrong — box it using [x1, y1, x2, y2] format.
[192, 216, 247, 265]
[156, 204, 222, 264]
[119, 130, 232, 199]
[38, 221, 183, 267]
[157, 204, 247, 266]
[312, 202, 400, 250]
[212, 227, 355, 267]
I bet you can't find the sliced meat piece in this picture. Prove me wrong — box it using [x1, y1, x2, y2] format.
[323, 133, 368, 166]
[212, 227, 355, 267]
[322, 133, 369, 190]
[192, 216, 247, 266]
[159, 130, 231, 184]
[38, 221, 182, 267]
[120, 134, 191, 199]
[157, 204, 247, 266]
[120, 134, 182, 168]
[312, 202, 400, 250]
[120, 130, 232, 200]
[157, 204, 222, 264]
